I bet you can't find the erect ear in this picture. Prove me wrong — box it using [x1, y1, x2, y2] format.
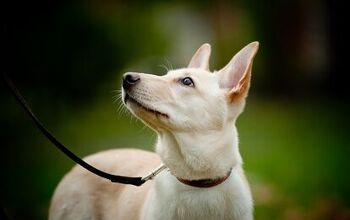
[188, 43, 211, 70]
[217, 42, 259, 102]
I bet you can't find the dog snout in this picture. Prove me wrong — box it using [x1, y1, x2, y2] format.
[123, 73, 140, 89]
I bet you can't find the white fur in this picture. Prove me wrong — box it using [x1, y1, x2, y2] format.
[141, 167, 253, 220]
[49, 42, 259, 220]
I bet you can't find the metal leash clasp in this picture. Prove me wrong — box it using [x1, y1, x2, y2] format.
[141, 164, 167, 182]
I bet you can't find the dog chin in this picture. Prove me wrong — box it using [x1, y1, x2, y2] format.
[124, 93, 169, 123]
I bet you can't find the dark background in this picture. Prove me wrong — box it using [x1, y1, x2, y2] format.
[2, 0, 350, 219]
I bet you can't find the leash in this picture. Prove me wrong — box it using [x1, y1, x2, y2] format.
[3, 73, 166, 186]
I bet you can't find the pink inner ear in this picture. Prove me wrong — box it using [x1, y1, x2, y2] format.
[191, 58, 206, 69]
[221, 59, 247, 90]
[218, 42, 259, 91]
[231, 60, 246, 88]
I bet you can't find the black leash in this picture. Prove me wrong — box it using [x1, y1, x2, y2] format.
[3, 74, 145, 186]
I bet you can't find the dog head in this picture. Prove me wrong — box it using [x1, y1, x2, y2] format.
[122, 42, 259, 179]
[122, 42, 259, 132]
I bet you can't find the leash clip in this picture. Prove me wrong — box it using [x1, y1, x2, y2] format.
[141, 164, 167, 182]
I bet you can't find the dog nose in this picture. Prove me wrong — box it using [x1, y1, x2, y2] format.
[123, 73, 140, 89]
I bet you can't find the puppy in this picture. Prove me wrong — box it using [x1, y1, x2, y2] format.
[49, 42, 259, 220]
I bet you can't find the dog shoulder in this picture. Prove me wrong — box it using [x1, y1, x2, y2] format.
[49, 148, 161, 220]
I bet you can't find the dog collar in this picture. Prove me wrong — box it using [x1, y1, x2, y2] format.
[176, 169, 232, 188]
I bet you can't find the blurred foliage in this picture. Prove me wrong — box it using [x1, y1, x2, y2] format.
[2, 0, 349, 219]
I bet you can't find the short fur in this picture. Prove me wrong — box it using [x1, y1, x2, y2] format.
[49, 42, 259, 220]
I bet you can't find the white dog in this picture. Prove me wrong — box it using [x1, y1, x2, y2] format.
[49, 42, 259, 220]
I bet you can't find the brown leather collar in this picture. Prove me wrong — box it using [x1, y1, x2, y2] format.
[176, 169, 232, 188]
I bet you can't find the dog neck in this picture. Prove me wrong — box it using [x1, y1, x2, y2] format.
[155, 124, 242, 181]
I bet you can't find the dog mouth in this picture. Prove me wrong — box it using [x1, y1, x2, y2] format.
[124, 93, 169, 118]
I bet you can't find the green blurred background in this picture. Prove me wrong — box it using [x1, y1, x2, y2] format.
[2, 0, 349, 219]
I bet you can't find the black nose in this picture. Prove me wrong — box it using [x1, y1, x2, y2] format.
[123, 73, 140, 89]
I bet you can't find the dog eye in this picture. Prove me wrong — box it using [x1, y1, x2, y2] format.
[181, 77, 194, 87]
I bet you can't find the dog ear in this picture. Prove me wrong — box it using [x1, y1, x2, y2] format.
[217, 42, 259, 102]
[188, 43, 211, 70]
